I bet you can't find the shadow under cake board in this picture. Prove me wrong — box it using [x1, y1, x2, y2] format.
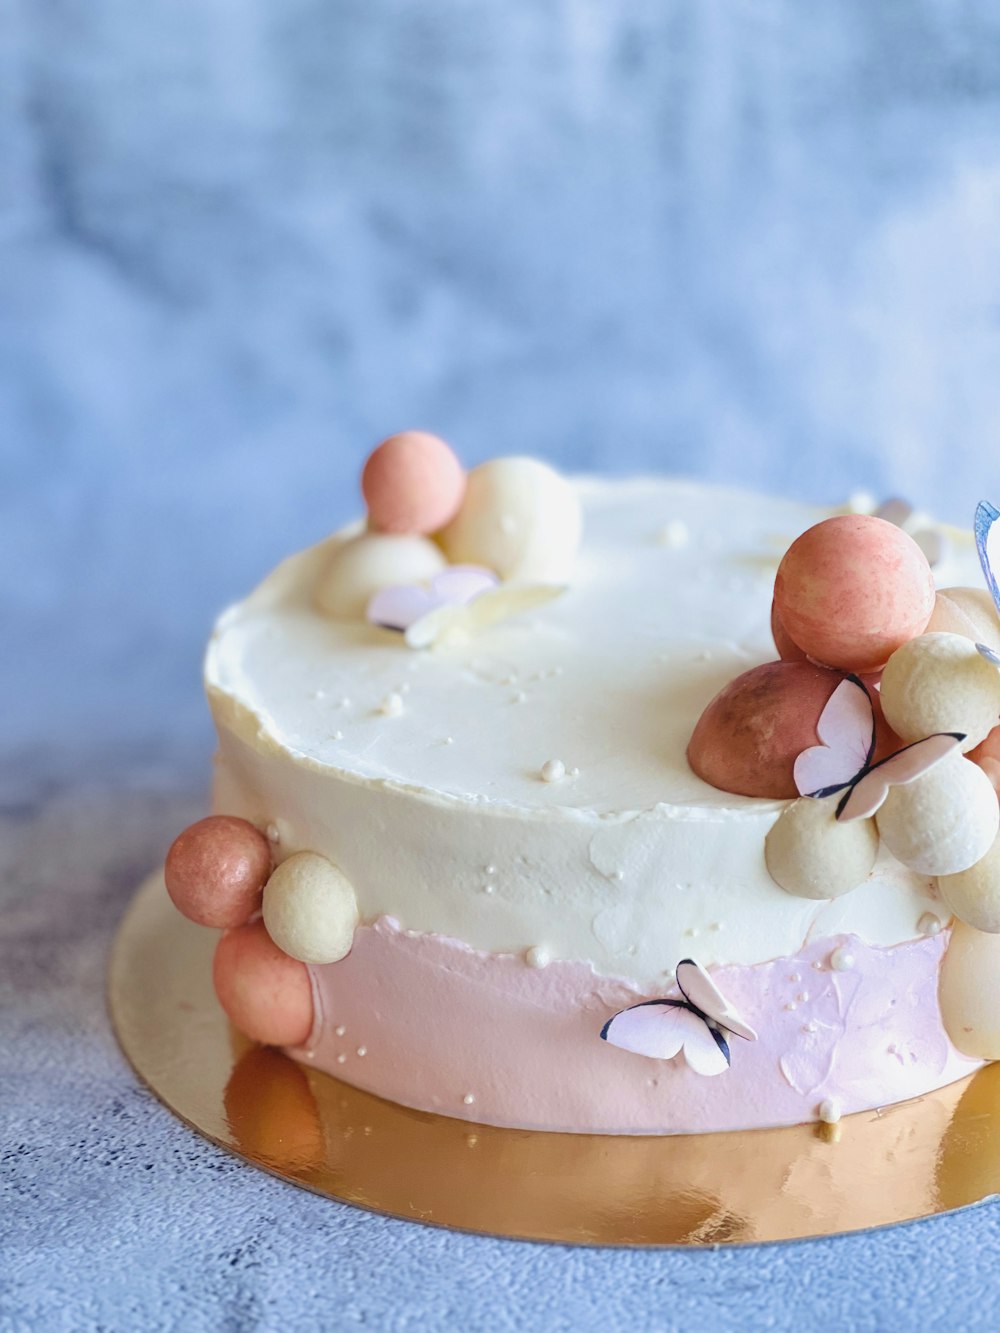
[109, 874, 1000, 1247]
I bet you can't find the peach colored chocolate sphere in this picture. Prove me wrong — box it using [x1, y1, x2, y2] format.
[361, 431, 465, 535]
[770, 600, 807, 662]
[165, 815, 272, 929]
[212, 921, 314, 1048]
[687, 661, 845, 799]
[773, 515, 935, 673]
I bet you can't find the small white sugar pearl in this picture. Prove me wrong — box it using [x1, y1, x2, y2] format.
[918, 912, 943, 937]
[818, 1098, 842, 1124]
[378, 692, 404, 717]
[830, 946, 855, 972]
[463, 1093, 476, 1106]
[656, 520, 689, 549]
[525, 946, 550, 969]
[540, 759, 566, 783]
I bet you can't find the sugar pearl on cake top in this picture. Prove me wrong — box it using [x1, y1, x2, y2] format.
[830, 946, 855, 972]
[818, 1098, 842, 1124]
[540, 759, 566, 783]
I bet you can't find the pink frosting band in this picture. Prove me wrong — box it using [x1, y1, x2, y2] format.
[293, 920, 979, 1135]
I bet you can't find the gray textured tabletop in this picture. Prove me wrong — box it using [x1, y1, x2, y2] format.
[5, 1, 1000, 1328]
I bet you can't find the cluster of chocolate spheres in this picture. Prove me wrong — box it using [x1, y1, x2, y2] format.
[315, 431, 582, 622]
[165, 816, 360, 1048]
[689, 512, 1000, 926]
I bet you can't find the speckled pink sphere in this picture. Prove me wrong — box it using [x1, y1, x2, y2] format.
[212, 922, 314, 1047]
[770, 600, 807, 662]
[774, 515, 935, 673]
[165, 815, 272, 929]
[361, 431, 466, 535]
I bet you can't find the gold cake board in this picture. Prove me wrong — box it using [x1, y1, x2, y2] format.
[109, 874, 1000, 1246]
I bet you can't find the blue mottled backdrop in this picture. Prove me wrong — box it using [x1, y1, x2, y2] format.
[3, 3, 1000, 1329]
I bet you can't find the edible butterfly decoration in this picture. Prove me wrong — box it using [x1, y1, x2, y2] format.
[366, 565, 564, 649]
[793, 675, 964, 821]
[600, 959, 757, 1077]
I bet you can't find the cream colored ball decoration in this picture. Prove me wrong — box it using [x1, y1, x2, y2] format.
[879, 632, 1000, 753]
[262, 851, 360, 964]
[437, 457, 582, 584]
[315, 532, 447, 620]
[927, 587, 1000, 655]
[939, 920, 1000, 1059]
[875, 753, 999, 877]
[764, 796, 879, 900]
[937, 834, 1000, 934]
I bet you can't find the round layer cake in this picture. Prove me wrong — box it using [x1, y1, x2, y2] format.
[199, 475, 988, 1133]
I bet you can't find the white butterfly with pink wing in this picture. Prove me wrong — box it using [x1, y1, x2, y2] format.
[601, 959, 758, 1077]
[794, 675, 965, 821]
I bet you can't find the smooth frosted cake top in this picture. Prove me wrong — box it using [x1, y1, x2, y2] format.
[211, 477, 976, 815]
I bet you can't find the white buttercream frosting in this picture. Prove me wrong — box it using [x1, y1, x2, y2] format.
[206, 477, 979, 982]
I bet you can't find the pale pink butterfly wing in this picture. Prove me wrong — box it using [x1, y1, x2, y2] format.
[681, 1023, 733, 1077]
[794, 676, 875, 797]
[428, 565, 501, 604]
[366, 582, 437, 631]
[675, 958, 758, 1042]
[837, 732, 965, 822]
[601, 1001, 694, 1061]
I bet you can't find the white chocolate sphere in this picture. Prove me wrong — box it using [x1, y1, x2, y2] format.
[879, 632, 1000, 753]
[262, 851, 359, 964]
[939, 920, 1000, 1059]
[437, 457, 582, 583]
[938, 834, 1000, 933]
[315, 532, 447, 620]
[875, 753, 999, 876]
[764, 797, 879, 900]
[927, 587, 1000, 654]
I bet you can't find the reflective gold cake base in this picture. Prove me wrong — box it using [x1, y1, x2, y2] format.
[109, 875, 1000, 1246]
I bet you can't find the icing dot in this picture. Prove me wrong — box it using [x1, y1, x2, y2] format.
[463, 1093, 476, 1105]
[485, 865, 497, 876]
[540, 759, 566, 783]
[830, 946, 855, 972]
[818, 1098, 842, 1124]
[357, 1047, 367, 1057]
[337, 1054, 347, 1065]
[526, 946, 550, 969]
[919, 912, 943, 937]
[335, 1025, 346, 1037]
[656, 520, 690, 549]
[378, 692, 404, 717]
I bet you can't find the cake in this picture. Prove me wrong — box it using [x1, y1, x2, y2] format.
[163, 434, 1000, 1135]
